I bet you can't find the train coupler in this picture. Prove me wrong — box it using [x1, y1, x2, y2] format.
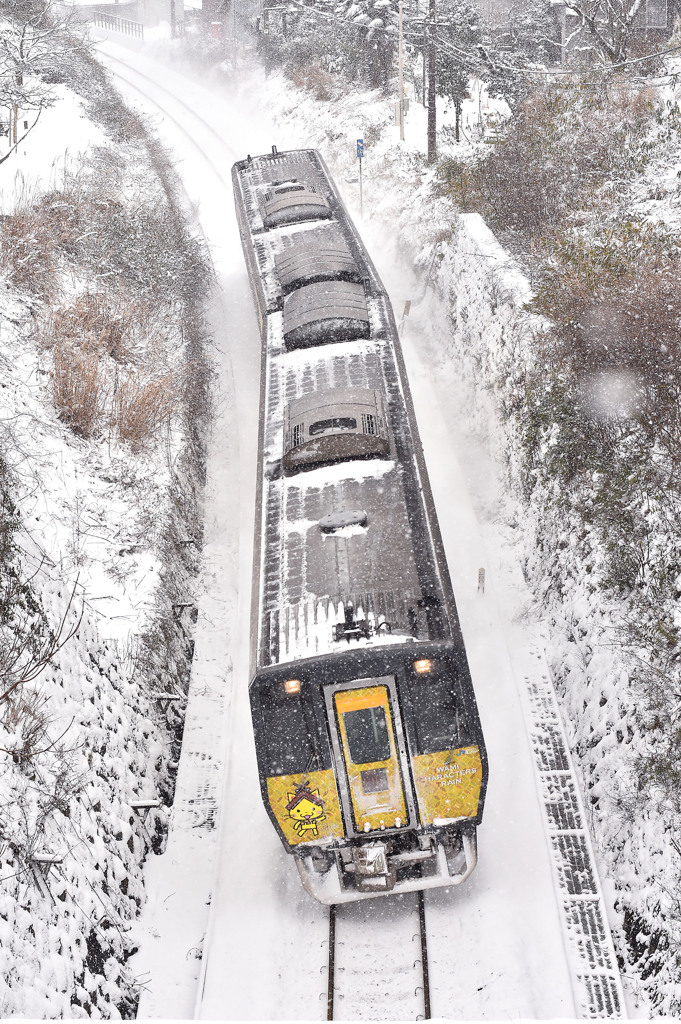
[352, 844, 396, 893]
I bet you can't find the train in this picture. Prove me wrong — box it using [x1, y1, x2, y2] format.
[232, 147, 488, 904]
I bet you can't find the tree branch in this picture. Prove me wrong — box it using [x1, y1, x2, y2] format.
[0, 104, 41, 166]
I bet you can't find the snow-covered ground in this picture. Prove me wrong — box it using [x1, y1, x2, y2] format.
[0, 84, 107, 214]
[90, 36, 635, 1020]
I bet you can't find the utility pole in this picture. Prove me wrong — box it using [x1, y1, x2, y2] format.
[262, 2, 271, 76]
[427, 0, 436, 163]
[422, 26, 427, 107]
[398, 0, 405, 141]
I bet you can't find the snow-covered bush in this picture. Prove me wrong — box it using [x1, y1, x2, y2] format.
[439, 80, 655, 241]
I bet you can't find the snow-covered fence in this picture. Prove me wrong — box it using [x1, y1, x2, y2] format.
[93, 11, 144, 39]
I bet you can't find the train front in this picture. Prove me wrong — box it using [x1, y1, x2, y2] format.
[250, 641, 486, 902]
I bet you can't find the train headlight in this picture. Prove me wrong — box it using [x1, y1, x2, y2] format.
[413, 658, 433, 674]
[283, 678, 302, 694]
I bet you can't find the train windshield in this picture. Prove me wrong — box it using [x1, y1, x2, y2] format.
[343, 706, 391, 764]
[260, 685, 315, 775]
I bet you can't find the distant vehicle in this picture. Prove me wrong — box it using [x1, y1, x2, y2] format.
[232, 147, 488, 904]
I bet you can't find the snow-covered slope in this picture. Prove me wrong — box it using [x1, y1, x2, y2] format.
[0, 67, 208, 1016]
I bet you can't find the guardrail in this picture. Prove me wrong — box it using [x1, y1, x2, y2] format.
[93, 11, 144, 39]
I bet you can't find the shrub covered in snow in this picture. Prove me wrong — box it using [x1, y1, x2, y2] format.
[438, 79, 656, 241]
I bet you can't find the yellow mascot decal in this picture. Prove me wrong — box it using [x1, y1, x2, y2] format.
[286, 785, 326, 838]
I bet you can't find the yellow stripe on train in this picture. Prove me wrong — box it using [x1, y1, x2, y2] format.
[412, 746, 483, 824]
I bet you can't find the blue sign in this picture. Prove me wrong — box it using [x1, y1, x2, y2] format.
[357, 138, 364, 159]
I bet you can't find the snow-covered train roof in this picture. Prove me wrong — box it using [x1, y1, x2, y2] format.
[233, 149, 458, 671]
[234, 150, 381, 316]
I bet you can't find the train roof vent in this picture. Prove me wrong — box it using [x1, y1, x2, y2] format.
[260, 179, 331, 229]
[283, 388, 389, 472]
[318, 510, 368, 532]
[283, 281, 369, 350]
[274, 236, 360, 295]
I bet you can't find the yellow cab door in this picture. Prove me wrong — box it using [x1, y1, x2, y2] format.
[333, 685, 407, 833]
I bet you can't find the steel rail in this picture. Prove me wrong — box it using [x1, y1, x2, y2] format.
[327, 903, 336, 1021]
[327, 892, 431, 1020]
[98, 48, 240, 184]
[417, 890, 431, 1020]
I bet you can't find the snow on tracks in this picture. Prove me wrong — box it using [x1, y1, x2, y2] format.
[330, 894, 428, 1020]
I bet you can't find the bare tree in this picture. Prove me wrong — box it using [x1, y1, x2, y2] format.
[559, 0, 661, 64]
[0, 0, 90, 159]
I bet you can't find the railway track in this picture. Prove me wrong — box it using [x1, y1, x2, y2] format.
[326, 892, 431, 1021]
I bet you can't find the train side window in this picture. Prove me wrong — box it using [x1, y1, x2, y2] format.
[260, 687, 314, 775]
[343, 707, 391, 764]
[292, 423, 304, 448]
[407, 666, 469, 754]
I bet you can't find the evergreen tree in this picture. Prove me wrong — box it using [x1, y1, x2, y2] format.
[336, 0, 399, 88]
[431, 0, 482, 140]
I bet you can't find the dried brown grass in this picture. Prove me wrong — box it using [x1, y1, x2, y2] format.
[0, 147, 209, 451]
[0, 206, 60, 302]
[114, 369, 181, 451]
[50, 293, 128, 360]
[289, 63, 335, 101]
[45, 289, 185, 445]
[43, 291, 170, 362]
[52, 343, 106, 438]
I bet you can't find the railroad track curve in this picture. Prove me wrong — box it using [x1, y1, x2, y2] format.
[98, 47, 239, 187]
